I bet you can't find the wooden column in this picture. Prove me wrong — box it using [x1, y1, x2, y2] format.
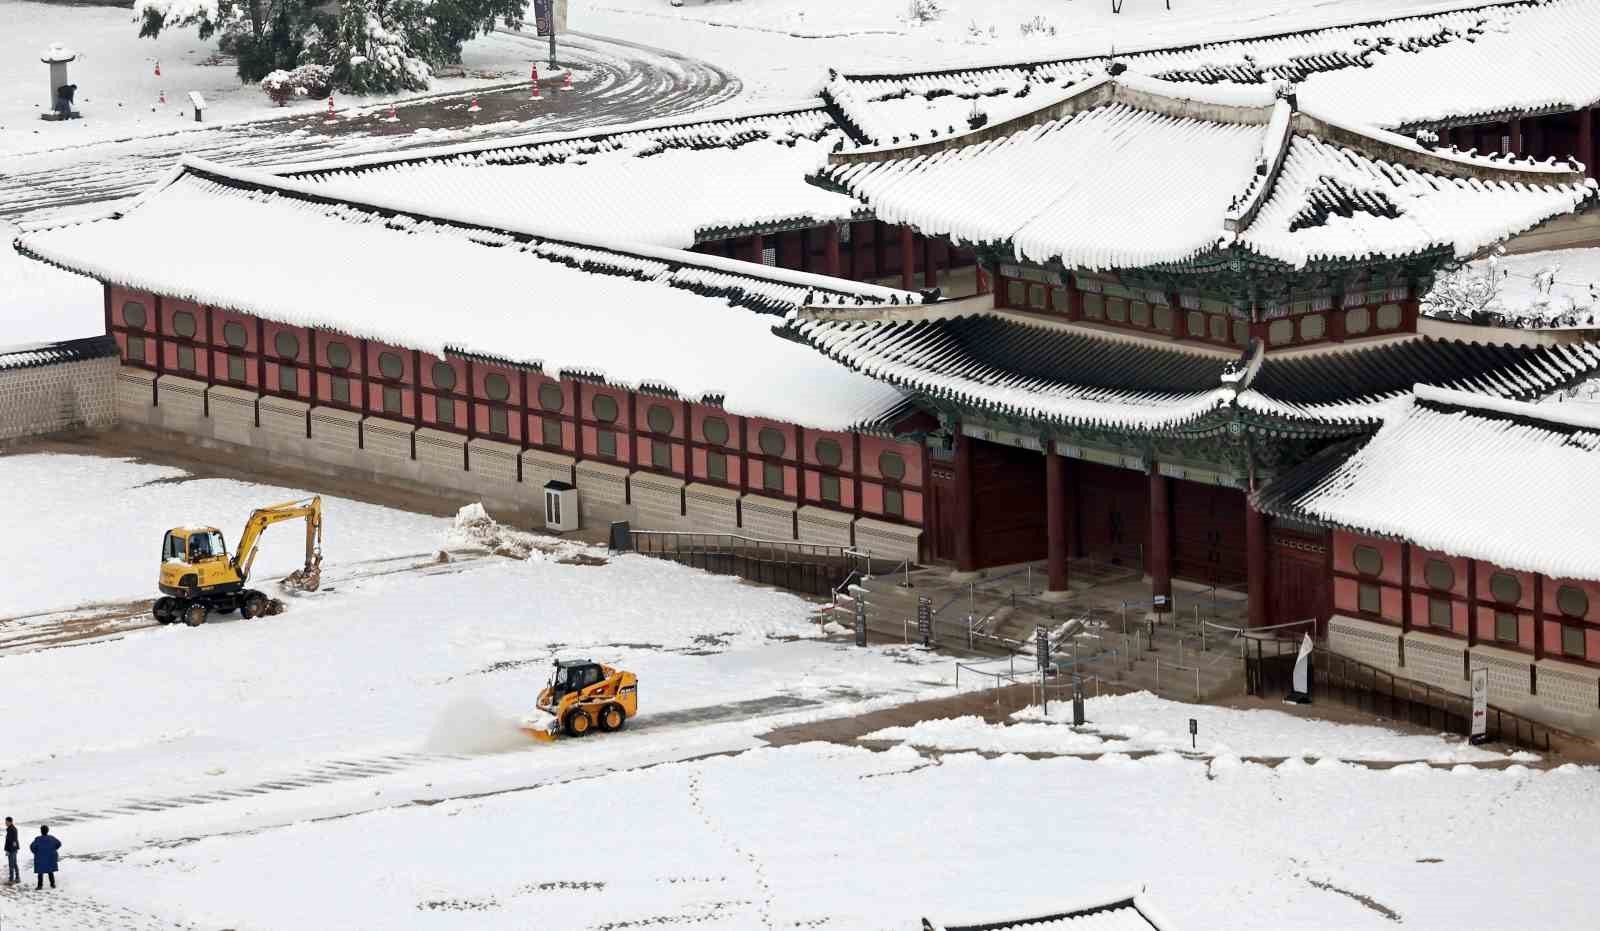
[1581, 108, 1595, 178]
[899, 225, 916, 291]
[953, 431, 976, 572]
[1046, 445, 1070, 593]
[749, 233, 766, 265]
[1246, 498, 1268, 628]
[1149, 468, 1172, 613]
[922, 235, 938, 290]
[824, 224, 842, 278]
[1507, 117, 1523, 155]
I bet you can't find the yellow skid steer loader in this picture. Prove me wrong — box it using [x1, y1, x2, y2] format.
[522, 659, 638, 743]
[153, 496, 323, 627]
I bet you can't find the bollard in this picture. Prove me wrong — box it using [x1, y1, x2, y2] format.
[1156, 657, 1161, 693]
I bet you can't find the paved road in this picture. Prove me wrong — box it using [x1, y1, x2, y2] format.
[0, 28, 741, 221]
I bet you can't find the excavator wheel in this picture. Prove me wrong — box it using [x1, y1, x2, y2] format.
[564, 708, 594, 738]
[240, 592, 268, 620]
[182, 603, 208, 627]
[599, 704, 626, 733]
[153, 597, 178, 625]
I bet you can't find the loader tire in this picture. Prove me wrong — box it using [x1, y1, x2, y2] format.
[240, 592, 268, 620]
[599, 704, 626, 733]
[182, 603, 207, 627]
[153, 597, 178, 624]
[564, 709, 594, 738]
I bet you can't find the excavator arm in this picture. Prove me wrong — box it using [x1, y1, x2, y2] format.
[233, 496, 323, 590]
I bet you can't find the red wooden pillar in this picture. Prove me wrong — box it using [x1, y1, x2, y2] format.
[899, 225, 916, 291]
[922, 235, 937, 290]
[1046, 445, 1070, 593]
[749, 233, 766, 265]
[1246, 498, 1268, 628]
[1507, 117, 1523, 155]
[824, 224, 842, 278]
[1149, 468, 1172, 613]
[954, 431, 976, 572]
[1581, 108, 1595, 178]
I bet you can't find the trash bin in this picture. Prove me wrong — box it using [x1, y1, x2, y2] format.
[543, 480, 578, 532]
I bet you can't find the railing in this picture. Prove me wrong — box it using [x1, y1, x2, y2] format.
[1314, 649, 1552, 753]
[630, 530, 854, 598]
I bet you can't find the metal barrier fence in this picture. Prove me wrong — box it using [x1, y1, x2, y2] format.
[629, 530, 853, 599]
[1313, 650, 1552, 753]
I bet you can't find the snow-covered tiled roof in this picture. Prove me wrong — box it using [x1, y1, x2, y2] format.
[790, 310, 1600, 434]
[285, 106, 865, 249]
[819, 76, 1592, 272]
[924, 890, 1172, 931]
[14, 160, 919, 432]
[1270, 384, 1600, 580]
[0, 335, 118, 371]
[824, 1, 1600, 144]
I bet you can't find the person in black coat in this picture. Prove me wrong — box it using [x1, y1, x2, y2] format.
[3, 817, 17, 883]
[30, 825, 60, 890]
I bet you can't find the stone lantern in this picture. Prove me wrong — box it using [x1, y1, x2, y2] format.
[41, 43, 78, 121]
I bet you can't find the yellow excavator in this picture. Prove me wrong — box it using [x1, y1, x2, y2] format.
[153, 496, 323, 627]
[522, 659, 638, 742]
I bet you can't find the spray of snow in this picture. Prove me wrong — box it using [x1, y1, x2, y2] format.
[421, 696, 529, 754]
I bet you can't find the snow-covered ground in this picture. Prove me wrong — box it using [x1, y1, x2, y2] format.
[865, 691, 1535, 763]
[0, 0, 542, 156]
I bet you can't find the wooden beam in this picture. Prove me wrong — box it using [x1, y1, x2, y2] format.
[1507, 117, 1523, 155]
[824, 224, 842, 278]
[953, 431, 976, 572]
[922, 234, 937, 290]
[1046, 445, 1069, 593]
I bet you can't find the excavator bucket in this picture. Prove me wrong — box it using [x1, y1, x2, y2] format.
[280, 553, 323, 592]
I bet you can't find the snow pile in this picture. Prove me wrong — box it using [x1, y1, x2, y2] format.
[866, 691, 1523, 763]
[449, 502, 544, 560]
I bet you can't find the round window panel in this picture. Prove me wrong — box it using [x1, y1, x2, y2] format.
[1345, 306, 1371, 334]
[274, 330, 300, 359]
[1352, 545, 1383, 577]
[1424, 558, 1456, 591]
[592, 394, 619, 423]
[1489, 571, 1522, 605]
[325, 341, 351, 369]
[122, 301, 147, 329]
[431, 362, 457, 391]
[1556, 585, 1590, 619]
[758, 427, 786, 457]
[1267, 318, 1294, 346]
[223, 321, 248, 349]
[538, 383, 564, 411]
[379, 352, 403, 380]
[815, 438, 843, 468]
[485, 374, 511, 402]
[647, 404, 675, 434]
[172, 311, 197, 339]
[1376, 303, 1403, 330]
[879, 451, 907, 481]
[702, 416, 730, 446]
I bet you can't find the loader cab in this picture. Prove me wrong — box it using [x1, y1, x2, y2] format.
[551, 660, 604, 699]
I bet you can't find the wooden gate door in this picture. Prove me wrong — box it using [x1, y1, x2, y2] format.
[926, 457, 958, 564]
[971, 439, 1046, 568]
[1269, 529, 1330, 635]
[1075, 460, 1148, 569]
[1172, 481, 1247, 585]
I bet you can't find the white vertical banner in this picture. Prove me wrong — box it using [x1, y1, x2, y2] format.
[1470, 667, 1489, 743]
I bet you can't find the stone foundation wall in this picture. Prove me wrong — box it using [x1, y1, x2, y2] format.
[1327, 614, 1600, 737]
[0, 351, 117, 442]
[112, 365, 924, 558]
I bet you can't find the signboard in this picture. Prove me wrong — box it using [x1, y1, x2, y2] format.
[1287, 633, 1313, 703]
[533, 0, 568, 36]
[1035, 626, 1050, 672]
[1470, 667, 1489, 744]
[916, 596, 932, 647]
[1152, 594, 1169, 611]
[854, 597, 867, 647]
[1188, 717, 1198, 749]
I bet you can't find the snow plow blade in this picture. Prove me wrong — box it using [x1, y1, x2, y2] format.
[524, 727, 557, 743]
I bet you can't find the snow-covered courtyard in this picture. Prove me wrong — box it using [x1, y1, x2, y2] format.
[0, 450, 1594, 929]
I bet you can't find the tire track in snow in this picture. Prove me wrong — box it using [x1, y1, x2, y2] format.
[0, 30, 741, 221]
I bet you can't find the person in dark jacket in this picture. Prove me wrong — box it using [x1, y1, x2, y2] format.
[30, 825, 60, 889]
[3, 817, 17, 883]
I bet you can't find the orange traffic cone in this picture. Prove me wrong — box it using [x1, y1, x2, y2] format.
[158, 89, 166, 105]
[468, 96, 482, 113]
[326, 95, 335, 117]
[387, 104, 398, 120]
[154, 60, 161, 77]
[562, 70, 573, 90]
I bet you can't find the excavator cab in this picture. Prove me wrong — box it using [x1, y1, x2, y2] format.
[153, 497, 323, 628]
